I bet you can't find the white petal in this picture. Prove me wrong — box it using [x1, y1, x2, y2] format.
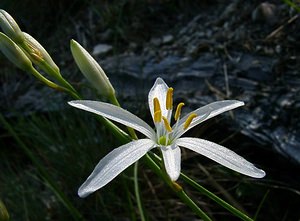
[174, 100, 244, 138]
[160, 144, 181, 181]
[69, 100, 155, 139]
[176, 138, 266, 178]
[148, 78, 169, 121]
[78, 139, 155, 197]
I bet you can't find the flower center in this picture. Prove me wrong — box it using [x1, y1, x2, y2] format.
[158, 135, 172, 146]
[153, 87, 197, 145]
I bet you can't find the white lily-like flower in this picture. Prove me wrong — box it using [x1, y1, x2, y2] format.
[69, 78, 265, 198]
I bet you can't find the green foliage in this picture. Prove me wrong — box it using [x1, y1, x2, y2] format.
[0, 111, 136, 220]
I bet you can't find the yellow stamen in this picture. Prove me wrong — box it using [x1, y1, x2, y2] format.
[154, 110, 162, 123]
[162, 116, 172, 132]
[166, 87, 173, 110]
[183, 113, 197, 130]
[174, 102, 185, 121]
[153, 97, 161, 113]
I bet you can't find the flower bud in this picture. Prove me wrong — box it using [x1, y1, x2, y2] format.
[0, 9, 25, 44]
[0, 200, 9, 221]
[22, 32, 60, 75]
[70, 39, 115, 97]
[0, 32, 32, 71]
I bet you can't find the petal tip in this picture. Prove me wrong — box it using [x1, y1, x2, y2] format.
[153, 77, 167, 86]
[78, 189, 89, 198]
[238, 101, 245, 106]
[254, 169, 266, 178]
[78, 185, 95, 198]
[169, 172, 180, 181]
[68, 100, 84, 105]
[247, 167, 266, 179]
[166, 166, 181, 181]
[68, 100, 76, 106]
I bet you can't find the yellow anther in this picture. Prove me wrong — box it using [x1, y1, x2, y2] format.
[154, 110, 162, 123]
[174, 102, 185, 121]
[162, 116, 172, 133]
[183, 113, 197, 130]
[166, 87, 173, 110]
[153, 97, 161, 113]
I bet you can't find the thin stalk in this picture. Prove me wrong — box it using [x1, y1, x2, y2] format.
[282, 0, 300, 11]
[175, 187, 212, 221]
[134, 161, 146, 221]
[143, 154, 212, 221]
[109, 94, 138, 139]
[110, 95, 145, 220]
[109, 95, 212, 220]
[150, 152, 252, 221]
[253, 190, 269, 220]
[28, 67, 66, 92]
[181, 173, 253, 221]
[0, 114, 85, 221]
[41, 60, 78, 95]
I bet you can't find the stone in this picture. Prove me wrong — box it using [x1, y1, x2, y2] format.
[92, 43, 112, 56]
[162, 34, 174, 44]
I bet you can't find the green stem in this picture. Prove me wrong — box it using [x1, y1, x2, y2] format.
[108, 94, 211, 220]
[175, 187, 212, 221]
[150, 152, 253, 221]
[0, 114, 85, 221]
[253, 190, 269, 220]
[134, 161, 146, 221]
[109, 94, 138, 140]
[29, 68, 131, 142]
[180, 173, 253, 221]
[143, 154, 212, 221]
[41, 60, 78, 95]
[28, 67, 65, 91]
[121, 175, 137, 221]
[282, 0, 300, 11]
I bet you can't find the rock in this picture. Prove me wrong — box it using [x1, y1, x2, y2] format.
[162, 34, 174, 44]
[92, 43, 112, 56]
[150, 37, 161, 46]
[252, 2, 277, 25]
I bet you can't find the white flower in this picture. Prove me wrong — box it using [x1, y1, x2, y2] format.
[69, 78, 265, 198]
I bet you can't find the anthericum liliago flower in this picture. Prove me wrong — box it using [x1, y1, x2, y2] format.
[69, 78, 265, 198]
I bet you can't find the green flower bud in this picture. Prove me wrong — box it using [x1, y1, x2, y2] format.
[0, 9, 24, 44]
[0, 32, 32, 71]
[70, 39, 115, 97]
[0, 200, 9, 221]
[22, 32, 60, 75]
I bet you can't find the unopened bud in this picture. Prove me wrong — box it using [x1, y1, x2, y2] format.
[70, 39, 115, 97]
[0, 200, 9, 221]
[0, 9, 24, 44]
[22, 32, 60, 75]
[0, 32, 32, 71]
